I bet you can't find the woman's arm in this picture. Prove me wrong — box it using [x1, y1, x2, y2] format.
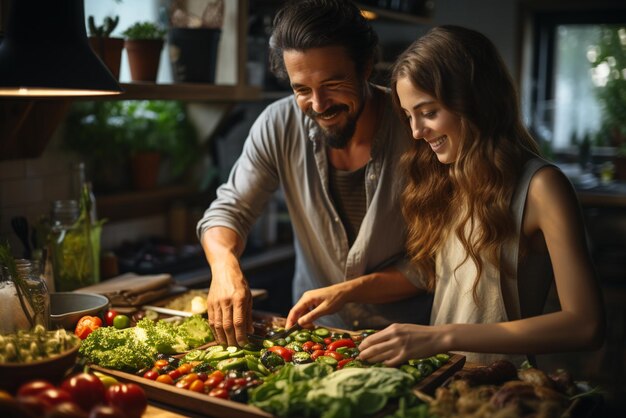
[358, 167, 606, 366]
[285, 268, 423, 328]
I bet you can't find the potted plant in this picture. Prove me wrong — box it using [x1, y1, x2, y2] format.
[88, 15, 125, 79]
[168, 0, 224, 83]
[64, 100, 198, 191]
[122, 21, 167, 82]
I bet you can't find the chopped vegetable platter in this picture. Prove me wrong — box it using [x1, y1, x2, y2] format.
[86, 313, 465, 418]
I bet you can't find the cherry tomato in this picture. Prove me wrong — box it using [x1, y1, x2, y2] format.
[268, 345, 293, 362]
[167, 369, 182, 380]
[113, 314, 130, 329]
[105, 383, 147, 418]
[74, 315, 102, 340]
[143, 370, 159, 380]
[302, 341, 315, 352]
[327, 338, 356, 352]
[16, 380, 55, 398]
[60, 372, 106, 412]
[323, 350, 344, 361]
[310, 343, 324, 351]
[105, 309, 118, 327]
[176, 363, 192, 375]
[310, 349, 325, 360]
[155, 375, 174, 385]
[208, 388, 229, 399]
[337, 358, 353, 369]
[154, 359, 169, 369]
[188, 379, 205, 393]
[324, 337, 333, 345]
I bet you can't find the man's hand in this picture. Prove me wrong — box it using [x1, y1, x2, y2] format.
[206, 264, 252, 347]
[202, 227, 252, 347]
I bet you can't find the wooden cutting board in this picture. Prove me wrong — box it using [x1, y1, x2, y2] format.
[92, 354, 465, 418]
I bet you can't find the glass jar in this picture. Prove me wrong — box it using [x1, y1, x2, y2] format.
[15, 259, 50, 330]
[0, 262, 48, 333]
[49, 199, 97, 291]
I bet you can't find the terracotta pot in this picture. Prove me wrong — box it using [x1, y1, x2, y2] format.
[131, 152, 161, 190]
[124, 39, 164, 82]
[88, 37, 124, 79]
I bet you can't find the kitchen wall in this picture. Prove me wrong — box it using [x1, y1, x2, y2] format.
[0, 0, 555, 256]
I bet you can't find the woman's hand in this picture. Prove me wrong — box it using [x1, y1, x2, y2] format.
[286, 283, 351, 328]
[357, 323, 444, 367]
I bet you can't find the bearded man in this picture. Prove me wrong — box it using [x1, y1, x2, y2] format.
[198, 0, 432, 347]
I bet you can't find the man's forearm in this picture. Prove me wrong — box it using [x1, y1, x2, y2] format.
[201, 226, 245, 267]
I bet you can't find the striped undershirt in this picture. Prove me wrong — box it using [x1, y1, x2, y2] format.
[328, 164, 367, 246]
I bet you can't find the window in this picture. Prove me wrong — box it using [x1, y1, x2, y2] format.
[525, 5, 626, 155]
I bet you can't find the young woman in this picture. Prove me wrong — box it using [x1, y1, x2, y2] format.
[286, 25, 605, 366]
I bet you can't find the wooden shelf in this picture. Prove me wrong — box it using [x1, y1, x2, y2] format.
[97, 185, 198, 221]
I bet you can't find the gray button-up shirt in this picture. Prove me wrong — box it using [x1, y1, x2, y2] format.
[198, 92, 432, 330]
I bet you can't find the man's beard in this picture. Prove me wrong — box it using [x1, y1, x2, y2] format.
[306, 97, 366, 149]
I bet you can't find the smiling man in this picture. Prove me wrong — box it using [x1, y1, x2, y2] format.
[197, 0, 432, 347]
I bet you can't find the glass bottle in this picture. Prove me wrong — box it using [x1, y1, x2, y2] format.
[49, 199, 97, 291]
[14, 259, 50, 330]
[71, 162, 97, 223]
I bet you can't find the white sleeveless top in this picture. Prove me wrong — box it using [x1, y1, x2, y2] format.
[431, 158, 555, 366]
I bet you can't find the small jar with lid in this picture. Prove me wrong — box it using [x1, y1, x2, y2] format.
[49, 199, 97, 291]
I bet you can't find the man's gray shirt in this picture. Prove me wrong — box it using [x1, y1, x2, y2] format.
[198, 92, 432, 329]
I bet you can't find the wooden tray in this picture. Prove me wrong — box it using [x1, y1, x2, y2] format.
[92, 354, 465, 418]
[92, 365, 272, 418]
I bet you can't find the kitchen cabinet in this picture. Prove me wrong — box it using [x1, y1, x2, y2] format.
[0, 0, 259, 161]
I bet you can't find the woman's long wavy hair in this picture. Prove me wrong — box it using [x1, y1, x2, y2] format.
[391, 25, 541, 299]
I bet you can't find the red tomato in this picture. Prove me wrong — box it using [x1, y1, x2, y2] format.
[208, 388, 229, 399]
[302, 341, 315, 352]
[105, 383, 147, 418]
[324, 337, 333, 345]
[310, 343, 324, 351]
[324, 350, 344, 361]
[16, 380, 55, 398]
[60, 372, 106, 412]
[167, 369, 182, 380]
[268, 345, 293, 362]
[337, 358, 353, 369]
[36, 388, 73, 409]
[327, 338, 355, 352]
[143, 370, 159, 380]
[104, 309, 118, 327]
[74, 315, 103, 340]
[310, 349, 326, 360]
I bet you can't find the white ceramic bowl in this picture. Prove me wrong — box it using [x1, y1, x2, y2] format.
[50, 292, 109, 329]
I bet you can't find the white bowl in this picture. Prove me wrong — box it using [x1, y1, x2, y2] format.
[50, 292, 109, 329]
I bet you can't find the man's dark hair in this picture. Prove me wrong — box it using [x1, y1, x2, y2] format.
[268, 0, 379, 80]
